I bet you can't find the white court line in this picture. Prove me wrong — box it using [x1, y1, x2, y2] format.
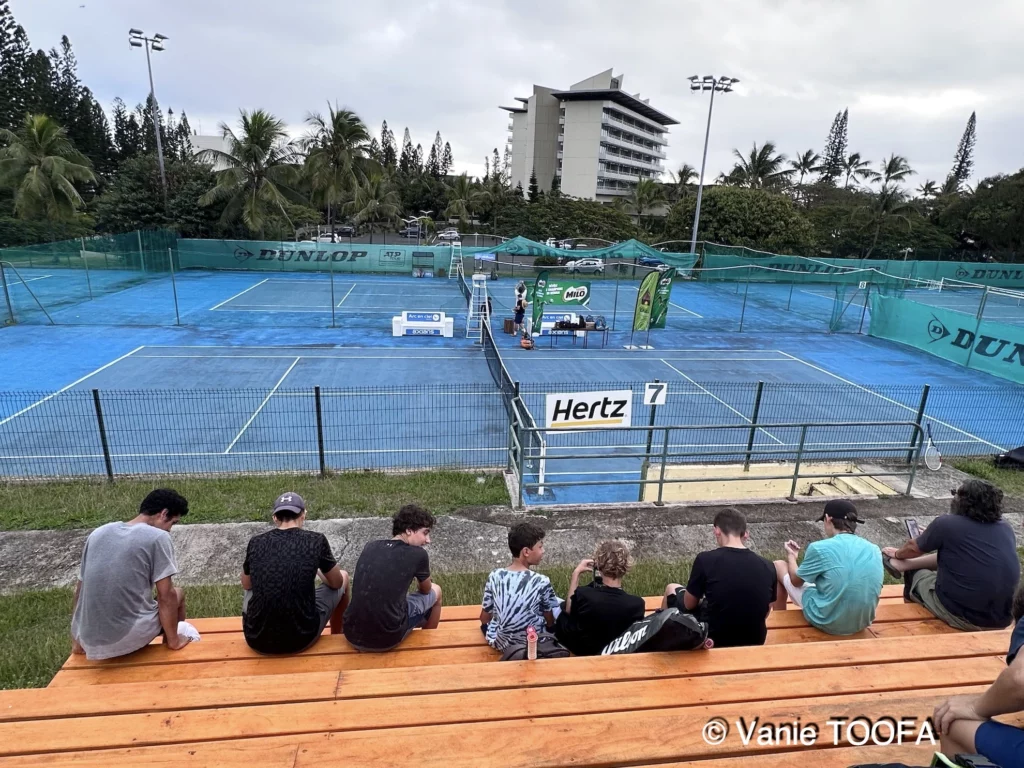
[10, 275, 53, 285]
[659, 360, 785, 445]
[137, 354, 477, 360]
[775, 350, 1008, 452]
[0, 346, 145, 428]
[209, 279, 269, 311]
[670, 302, 702, 318]
[223, 358, 300, 454]
[336, 284, 357, 308]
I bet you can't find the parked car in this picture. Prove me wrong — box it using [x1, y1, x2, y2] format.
[397, 225, 421, 238]
[336, 225, 355, 237]
[437, 228, 461, 242]
[566, 258, 605, 274]
[638, 256, 670, 271]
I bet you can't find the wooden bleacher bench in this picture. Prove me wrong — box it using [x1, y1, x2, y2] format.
[1, 583, 1016, 767]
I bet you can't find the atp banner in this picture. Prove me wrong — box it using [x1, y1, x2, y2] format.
[633, 270, 659, 332]
[869, 294, 1024, 384]
[537, 279, 591, 306]
[650, 268, 676, 329]
[531, 270, 549, 333]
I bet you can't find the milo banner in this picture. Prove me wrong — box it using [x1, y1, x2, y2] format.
[531, 270, 549, 333]
[633, 270, 659, 332]
[869, 293, 1024, 385]
[538, 279, 591, 306]
[650, 268, 676, 329]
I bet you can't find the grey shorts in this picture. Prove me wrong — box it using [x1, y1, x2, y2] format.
[905, 569, 985, 632]
[242, 585, 343, 650]
[350, 590, 438, 653]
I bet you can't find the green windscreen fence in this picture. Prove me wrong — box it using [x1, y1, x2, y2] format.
[0, 230, 178, 324]
[177, 239, 458, 275]
[869, 293, 1024, 384]
[702, 243, 1024, 290]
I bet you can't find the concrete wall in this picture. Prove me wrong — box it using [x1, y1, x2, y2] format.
[570, 69, 615, 90]
[560, 100, 604, 200]
[509, 112, 529, 193]
[529, 86, 560, 192]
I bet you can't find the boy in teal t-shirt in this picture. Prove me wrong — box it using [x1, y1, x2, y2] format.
[772, 500, 883, 635]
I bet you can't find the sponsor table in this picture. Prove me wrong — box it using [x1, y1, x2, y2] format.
[391, 311, 454, 338]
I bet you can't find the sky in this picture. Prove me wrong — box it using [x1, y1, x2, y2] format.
[12, 0, 1024, 188]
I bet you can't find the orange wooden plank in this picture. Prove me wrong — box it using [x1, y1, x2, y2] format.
[638, 745, 937, 768]
[4, 688, 1012, 767]
[0, 657, 1002, 756]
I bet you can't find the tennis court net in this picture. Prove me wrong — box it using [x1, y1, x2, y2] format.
[459, 270, 472, 304]
[482, 321, 517, 417]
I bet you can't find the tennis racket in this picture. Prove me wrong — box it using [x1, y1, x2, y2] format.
[923, 423, 942, 471]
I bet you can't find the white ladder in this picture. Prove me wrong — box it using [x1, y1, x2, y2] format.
[448, 242, 463, 279]
[466, 273, 489, 341]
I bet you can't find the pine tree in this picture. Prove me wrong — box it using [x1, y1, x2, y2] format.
[414, 143, 424, 174]
[945, 111, 976, 193]
[426, 141, 440, 177]
[528, 168, 539, 202]
[50, 36, 81, 129]
[112, 97, 144, 163]
[515, 181, 524, 198]
[21, 49, 55, 116]
[367, 137, 381, 163]
[502, 145, 511, 184]
[483, 156, 490, 182]
[819, 108, 849, 185]
[398, 127, 414, 175]
[442, 142, 453, 175]
[0, 0, 28, 131]
[549, 173, 561, 197]
[380, 120, 397, 169]
[491, 148, 501, 184]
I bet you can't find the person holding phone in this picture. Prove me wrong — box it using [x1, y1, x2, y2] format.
[554, 541, 645, 656]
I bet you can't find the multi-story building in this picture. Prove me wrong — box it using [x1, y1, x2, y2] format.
[500, 69, 677, 203]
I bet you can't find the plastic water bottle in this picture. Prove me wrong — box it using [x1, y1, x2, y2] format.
[526, 626, 538, 660]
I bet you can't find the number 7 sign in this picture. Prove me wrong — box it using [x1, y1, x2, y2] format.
[643, 381, 667, 406]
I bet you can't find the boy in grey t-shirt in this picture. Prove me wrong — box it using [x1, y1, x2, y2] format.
[71, 489, 191, 660]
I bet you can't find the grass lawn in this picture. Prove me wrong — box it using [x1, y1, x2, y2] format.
[952, 458, 1024, 497]
[0, 471, 509, 531]
[0, 554, 933, 690]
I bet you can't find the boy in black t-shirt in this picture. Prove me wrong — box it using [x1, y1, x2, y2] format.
[343, 505, 443, 652]
[555, 540, 646, 656]
[241, 492, 349, 655]
[663, 508, 777, 648]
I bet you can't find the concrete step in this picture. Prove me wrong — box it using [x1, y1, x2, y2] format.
[809, 483, 843, 497]
[833, 475, 887, 497]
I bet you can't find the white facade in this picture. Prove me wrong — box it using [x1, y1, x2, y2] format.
[189, 134, 233, 170]
[500, 69, 676, 203]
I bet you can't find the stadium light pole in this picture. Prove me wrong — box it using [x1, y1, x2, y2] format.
[688, 75, 738, 255]
[129, 29, 170, 210]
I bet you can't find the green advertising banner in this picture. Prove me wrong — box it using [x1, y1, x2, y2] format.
[532, 270, 549, 332]
[650, 268, 676, 329]
[538, 279, 591, 306]
[177, 239, 455, 274]
[633, 270, 659, 332]
[869, 293, 1024, 385]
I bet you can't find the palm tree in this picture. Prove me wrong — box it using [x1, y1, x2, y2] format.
[666, 163, 698, 203]
[916, 180, 938, 200]
[624, 177, 664, 228]
[841, 153, 873, 189]
[0, 114, 95, 221]
[860, 184, 917, 258]
[729, 142, 793, 189]
[300, 104, 375, 233]
[198, 109, 304, 236]
[869, 154, 915, 187]
[344, 171, 400, 243]
[443, 172, 484, 230]
[789, 149, 821, 202]
[479, 176, 509, 231]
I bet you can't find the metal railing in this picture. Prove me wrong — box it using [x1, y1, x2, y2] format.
[507, 403, 924, 508]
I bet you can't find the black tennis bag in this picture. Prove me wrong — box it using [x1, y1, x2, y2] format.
[600, 608, 710, 655]
[499, 633, 570, 661]
[995, 445, 1024, 470]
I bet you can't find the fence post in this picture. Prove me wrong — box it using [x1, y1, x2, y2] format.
[786, 281, 795, 310]
[330, 252, 337, 329]
[655, 427, 671, 506]
[0, 263, 13, 325]
[858, 282, 870, 334]
[137, 231, 145, 273]
[906, 384, 930, 465]
[744, 381, 764, 472]
[738, 266, 751, 332]
[788, 425, 808, 500]
[80, 239, 93, 300]
[644, 379, 659, 459]
[167, 249, 181, 325]
[965, 291, 989, 372]
[611, 275, 620, 331]
[92, 389, 114, 481]
[314, 386, 326, 476]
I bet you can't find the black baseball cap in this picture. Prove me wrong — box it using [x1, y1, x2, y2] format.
[273, 492, 306, 516]
[819, 499, 859, 523]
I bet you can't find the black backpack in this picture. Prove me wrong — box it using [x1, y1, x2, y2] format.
[994, 445, 1024, 470]
[499, 633, 570, 661]
[601, 608, 710, 655]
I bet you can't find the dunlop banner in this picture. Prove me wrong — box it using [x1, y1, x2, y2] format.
[868, 293, 1024, 384]
[177, 240, 454, 274]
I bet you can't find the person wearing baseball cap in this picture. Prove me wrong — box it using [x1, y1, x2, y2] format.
[771, 499, 883, 636]
[240, 492, 349, 654]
